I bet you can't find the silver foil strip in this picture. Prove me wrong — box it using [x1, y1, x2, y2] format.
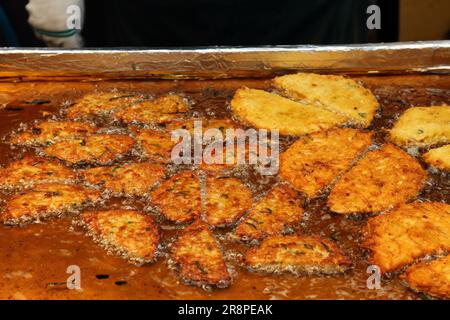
[0, 41, 448, 80]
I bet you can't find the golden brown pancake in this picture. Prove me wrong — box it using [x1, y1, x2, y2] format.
[273, 72, 379, 127]
[0, 156, 75, 190]
[44, 134, 135, 165]
[170, 221, 231, 288]
[280, 128, 373, 197]
[423, 144, 450, 171]
[151, 171, 201, 224]
[362, 202, 450, 274]
[66, 92, 144, 119]
[133, 128, 175, 163]
[81, 162, 165, 197]
[230, 88, 348, 136]
[401, 255, 450, 299]
[204, 175, 252, 227]
[115, 95, 188, 125]
[328, 144, 426, 214]
[11, 121, 96, 146]
[80, 209, 161, 265]
[1, 183, 101, 224]
[235, 185, 303, 243]
[245, 235, 351, 275]
[390, 105, 450, 147]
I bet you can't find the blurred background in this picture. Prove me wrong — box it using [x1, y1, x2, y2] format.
[399, 0, 449, 41]
[0, 0, 448, 47]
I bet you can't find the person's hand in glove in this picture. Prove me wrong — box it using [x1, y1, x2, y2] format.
[26, 0, 84, 48]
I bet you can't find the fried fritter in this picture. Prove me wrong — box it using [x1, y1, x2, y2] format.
[204, 176, 253, 227]
[115, 95, 188, 125]
[151, 171, 201, 224]
[167, 118, 240, 136]
[362, 202, 450, 274]
[1, 183, 101, 224]
[273, 73, 379, 127]
[0, 156, 75, 190]
[66, 92, 144, 119]
[390, 106, 450, 147]
[199, 143, 250, 172]
[199, 137, 274, 172]
[170, 221, 231, 288]
[328, 144, 427, 214]
[245, 235, 351, 275]
[230, 88, 348, 136]
[423, 144, 450, 171]
[133, 128, 175, 163]
[280, 128, 373, 197]
[80, 209, 161, 265]
[235, 185, 304, 243]
[44, 134, 135, 165]
[11, 121, 96, 146]
[401, 255, 450, 299]
[81, 162, 165, 197]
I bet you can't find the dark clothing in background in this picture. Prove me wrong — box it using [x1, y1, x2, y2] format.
[83, 0, 373, 47]
[0, 0, 44, 46]
[0, 0, 397, 47]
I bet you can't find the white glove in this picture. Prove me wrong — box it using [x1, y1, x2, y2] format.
[26, 0, 85, 48]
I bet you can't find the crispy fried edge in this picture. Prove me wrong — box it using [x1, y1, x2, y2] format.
[115, 94, 188, 124]
[169, 221, 231, 288]
[66, 92, 145, 119]
[244, 235, 351, 275]
[10, 121, 96, 146]
[400, 255, 450, 299]
[78, 209, 161, 266]
[423, 144, 450, 171]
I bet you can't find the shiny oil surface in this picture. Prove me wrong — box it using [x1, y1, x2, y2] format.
[0, 75, 448, 300]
